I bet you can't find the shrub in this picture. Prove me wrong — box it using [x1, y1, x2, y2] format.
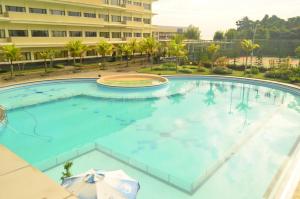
[264, 69, 292, 80]
[187, 65, 198, 70]
[197, 67, 206, 72]
[227, 64, 245, 71]
[245, 67, 259, 75]
[178, 69, 193, 74]
[212, 66, 233, 75]
[202, 61, 212, 68]
[0, 68, 8, 73]
[153, 66, 165, 71]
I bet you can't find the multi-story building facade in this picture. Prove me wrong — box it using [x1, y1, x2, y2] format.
[152, 25, 186, 41]
[0, 0, 158, 62]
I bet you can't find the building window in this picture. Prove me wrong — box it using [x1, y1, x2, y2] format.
[50, 9, 65, 16]
[143, 3, 151, 10]
[100, 32, 110, 38]
[29, 8, 47, 14]
[99, 14, 109, 22]
[0, 30, 5, 38]
[111, 32, 121, 38]
[8, 30, 28, 37]
[68, 11, 81, 17]
[52, 31, 67, 37]
[84, 13, 96, 18]
[111, 0, 121, 6]
[133, 17, 142, 22]
[6, 6, 26, 12]
[133, 1, 142, 6]
[143, 33, 151, 38]
[134, 32, 141, 38]
[123, 0, 132, 4]
[143, 18, 151, 24]
[111, 15, 121, 22]
[69, 31, 82, 37]
[31, 30, 49, 37]
[85, 31, 97, 37]
[123, 16, 132, 21]
[123, 32, 132, 38]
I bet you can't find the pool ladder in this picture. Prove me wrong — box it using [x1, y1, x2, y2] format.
[0, 105, 7, 126]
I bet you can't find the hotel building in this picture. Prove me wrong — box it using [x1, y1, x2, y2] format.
[0, 0, 180, 63]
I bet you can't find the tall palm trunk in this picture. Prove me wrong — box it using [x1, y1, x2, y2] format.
[73, 56, 76, 65]
[245, 56, 248, 71]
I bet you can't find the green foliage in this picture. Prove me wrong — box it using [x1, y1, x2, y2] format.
[1, 45, 22, 77]
[265, 67, 300, 82]
[225, 29, 238, 41]
[212, 66, 233, 75]
[235, 15, 300, 40]
[184, 25, 201, 40]
[245, 67, 260, 75]
[96, 40, 113, 57]
[213, 31, 225, 41]
[61, 161, 73, 182]
[178, 68, 193, 74]
[197, 66, 206, 72]
[66, 40, 88, 65]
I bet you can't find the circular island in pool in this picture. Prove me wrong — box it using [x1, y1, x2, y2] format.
[97, 74, 168, 88]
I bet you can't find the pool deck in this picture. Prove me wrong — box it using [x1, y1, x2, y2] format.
[0, 145, 77, 199]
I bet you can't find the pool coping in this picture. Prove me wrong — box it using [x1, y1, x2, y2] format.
[1, 74, 300, 198]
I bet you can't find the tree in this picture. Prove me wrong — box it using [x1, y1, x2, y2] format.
[213, 31, 225, 41]
[66, 40, 85, 65]
[241, 39, 260, 69]
[128, 39, 139, 63]
[39, 50, 50, 73]
[295, 46, 300, 67]
[184, 25, 201, 40]
[225, 29, 237, 41]
[95, 40, 113, 69]
[143, 37, 159, 66]
[168, 39, 187, 72]
[118, 43, 132, 67]
[207, 43, 220, 70]
[138, 39, 147, 65]
[1, 45, 21, 78]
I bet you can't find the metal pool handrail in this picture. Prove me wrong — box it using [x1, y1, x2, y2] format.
[0, 105, 7, 124]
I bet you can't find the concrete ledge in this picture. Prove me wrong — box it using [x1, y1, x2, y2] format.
[0, 145, 77, 199]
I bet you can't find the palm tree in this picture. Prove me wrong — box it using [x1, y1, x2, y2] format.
[118, 43, 132, 67]
[207, 43, 220, 70]
[95, 40, 113, 69]
[66, 40, 84, 65]
[39, 51, 50, 73]
[128, 39, 139, 63]
[168, 39, 187, 72]
[79, 44, 88, 64]
[143, 37, 159, 65]
[1, 45, 21, 78]
[241, 39, 260, 70]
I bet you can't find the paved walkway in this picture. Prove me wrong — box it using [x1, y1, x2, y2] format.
[0, 145, 77, 199]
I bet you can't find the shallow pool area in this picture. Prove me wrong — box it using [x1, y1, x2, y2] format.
[0, 76, 300, 198]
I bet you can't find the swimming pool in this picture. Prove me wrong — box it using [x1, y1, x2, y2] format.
[0, 76, 300, 199]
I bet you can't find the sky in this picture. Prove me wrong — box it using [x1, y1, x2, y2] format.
[152, 0, 300, 39]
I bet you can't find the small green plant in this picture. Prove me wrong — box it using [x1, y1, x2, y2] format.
[61, 161, 73, 182]
[245, 67, 259, 75]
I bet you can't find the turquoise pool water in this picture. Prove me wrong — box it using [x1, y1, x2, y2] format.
[1, 77, 300, 198]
